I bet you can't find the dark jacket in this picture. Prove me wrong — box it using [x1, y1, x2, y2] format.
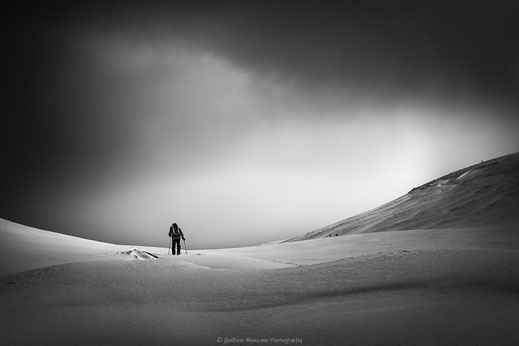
[169, 227, 185, 240]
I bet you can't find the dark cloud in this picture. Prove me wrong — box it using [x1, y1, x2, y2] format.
[221, 1, 519, 94]
[5, 1, 519, 120]
[108, 1, 519, 109]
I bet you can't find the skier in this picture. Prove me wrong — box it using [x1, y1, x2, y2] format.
[168, 223, 185, 255]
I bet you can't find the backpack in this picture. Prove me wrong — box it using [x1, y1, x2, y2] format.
[169, 226, 180, 239]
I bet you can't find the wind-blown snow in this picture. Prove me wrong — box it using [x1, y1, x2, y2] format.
[1, 153, 519, 345]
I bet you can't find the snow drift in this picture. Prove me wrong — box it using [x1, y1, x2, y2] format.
[0, 218, 121, 275]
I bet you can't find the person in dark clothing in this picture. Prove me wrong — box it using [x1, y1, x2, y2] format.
[168, 223, 185, 255]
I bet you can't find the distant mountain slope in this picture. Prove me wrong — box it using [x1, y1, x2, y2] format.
[287, 152, 519, 242]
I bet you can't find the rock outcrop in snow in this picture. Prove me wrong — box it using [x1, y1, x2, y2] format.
[120, 249, 158, 260]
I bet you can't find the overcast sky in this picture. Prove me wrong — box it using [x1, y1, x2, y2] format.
[2, 1, 519, 248]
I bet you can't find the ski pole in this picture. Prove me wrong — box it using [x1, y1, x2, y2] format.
[183, 239, 188, 255]
[168, 237, 171, 255]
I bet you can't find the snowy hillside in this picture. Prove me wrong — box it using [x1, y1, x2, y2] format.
[287, 152, 519, 241]
[0, 218, 124, 275]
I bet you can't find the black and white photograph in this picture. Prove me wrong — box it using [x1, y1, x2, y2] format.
[1, 1, 519, 345]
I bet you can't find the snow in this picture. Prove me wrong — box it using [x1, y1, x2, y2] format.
[121, 249, 159, 260]
[456, 169, 472, 180]
[0, 218, 121, 275]
[1, 153, 519, 345]
[288, 152, 519, 240]
[2, 219, 518, 345]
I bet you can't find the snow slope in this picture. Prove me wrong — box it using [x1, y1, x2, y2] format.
[287, 152, 519, 241]
[0, 218, 122, 275]
[1, 152, 519, 345]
